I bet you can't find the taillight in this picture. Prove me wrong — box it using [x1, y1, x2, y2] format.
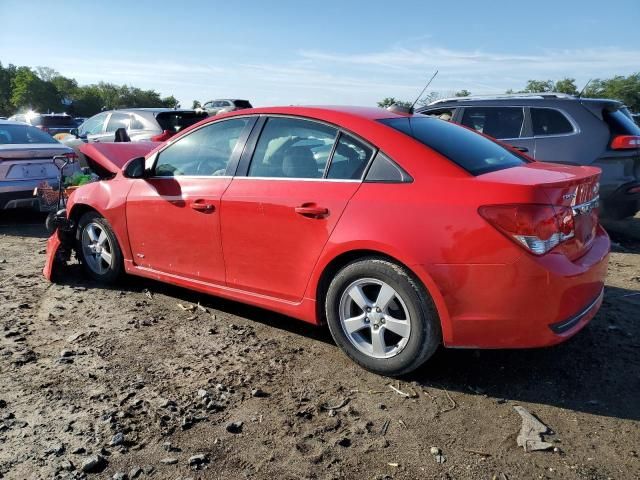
[611, 135, 640, 150]
[38, 126, 50, 133]
[151, 130, 173, 142]
[479, 204, 575, 255]
[63, 152, 78, 162]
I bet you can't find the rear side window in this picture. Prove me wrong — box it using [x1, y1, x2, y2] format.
[461, 107, 524, 139]
[379, 117, 526, 176]
[531, 108, 574, 136]
[248, 117, 337, 179]
[155, 111, 207, 132]
[327, 133, 373, 180]
[603, 108, 640, 136]
[106, 112, 130, 132]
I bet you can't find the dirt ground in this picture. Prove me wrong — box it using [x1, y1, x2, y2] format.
[0, 211, 638, 480]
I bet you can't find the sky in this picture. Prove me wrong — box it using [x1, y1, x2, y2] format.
[1, 0, 639, 107]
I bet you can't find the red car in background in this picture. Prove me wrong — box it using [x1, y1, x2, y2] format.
[44, 106, 609, 376]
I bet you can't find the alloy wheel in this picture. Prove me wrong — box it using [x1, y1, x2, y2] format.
[338, 278, 412, 359]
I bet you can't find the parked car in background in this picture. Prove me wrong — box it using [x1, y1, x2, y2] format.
[75, 108, 208, 143]
[200, 99, 252, 116]
[0, 120, 79, 210]
[418, 94, 640, 219]
[61, 108, 207, 165]
[8, 113, 77, 136]
[45, 106, 608, 376]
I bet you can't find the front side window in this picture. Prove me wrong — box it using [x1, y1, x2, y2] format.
[461, 107, 524, 139]
[79, 113, 108, 136]
[248, 117, 337, 179]
[154, 118, 249, 177]
[106, 112, 130, 133]
[531, 108, 574, 136]
[327, 133, 374, 179]
[380, 116, 527, 176]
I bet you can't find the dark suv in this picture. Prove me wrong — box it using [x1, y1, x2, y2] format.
[8, 113, 77, 136]
[417, 94, 640, 219]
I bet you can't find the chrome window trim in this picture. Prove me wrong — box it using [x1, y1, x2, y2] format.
[244, 113, 378, 182]
[232, 176, 361, 183]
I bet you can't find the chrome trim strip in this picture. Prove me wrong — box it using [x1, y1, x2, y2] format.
[572, 196, 599, 216]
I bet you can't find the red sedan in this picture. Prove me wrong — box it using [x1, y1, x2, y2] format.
[44, 106, 609, 376]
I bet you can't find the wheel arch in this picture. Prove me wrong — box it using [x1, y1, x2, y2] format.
[313, 248, 451, 339]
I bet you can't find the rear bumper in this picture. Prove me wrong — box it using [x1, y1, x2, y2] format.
[428, 225, 610, 349]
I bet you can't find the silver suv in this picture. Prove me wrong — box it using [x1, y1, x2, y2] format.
[418, 93, 640, 219]
[200, 99, 252, 116]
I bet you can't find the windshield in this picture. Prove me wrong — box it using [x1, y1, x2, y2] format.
[0, 124, 59, 144]
[379, 116, 527, 175]
[155, 111, 208, 132]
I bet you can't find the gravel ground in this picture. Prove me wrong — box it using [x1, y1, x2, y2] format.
[0, 211, 639, 480]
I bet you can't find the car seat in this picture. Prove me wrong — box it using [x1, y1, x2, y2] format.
[282, 146, 319, 178]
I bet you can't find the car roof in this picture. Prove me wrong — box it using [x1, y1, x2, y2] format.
[216, 105, 411, 121]
[0, 119, 30, 125]
[420, 93, 623, 109]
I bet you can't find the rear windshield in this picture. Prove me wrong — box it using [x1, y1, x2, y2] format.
[603, 108, 640, 136]
[233, 100, 252, 108]
[30, 115, 76, 127]
[0, 124, 59, 144]
[379, 116, 527, 175]
[155, 111, 208, 132]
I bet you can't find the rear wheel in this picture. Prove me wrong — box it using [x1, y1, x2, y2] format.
[76, 211, 123, 283]
[325, 258, 440, 376]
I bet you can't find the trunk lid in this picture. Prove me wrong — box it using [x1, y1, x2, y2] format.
[480, 162, 601, 258]
[0, 144, 74, 181]
[0, 144, 72, 160]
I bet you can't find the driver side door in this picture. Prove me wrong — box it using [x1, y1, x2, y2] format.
[126, 117, 255, 284]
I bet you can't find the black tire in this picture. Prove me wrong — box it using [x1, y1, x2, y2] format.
[76, 211, 123, 284]
[325, 257, 441, 377]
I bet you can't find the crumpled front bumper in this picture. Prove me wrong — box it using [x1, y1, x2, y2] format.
[43, 212, 74, 281]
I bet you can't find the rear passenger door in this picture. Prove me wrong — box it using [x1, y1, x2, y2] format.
[529, 107, 578, 163]
[460, 106, 535, 154]
[220, 116, 374, 302]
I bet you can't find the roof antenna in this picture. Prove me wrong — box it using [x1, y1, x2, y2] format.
[577, 78, 592, 99]
[387, 70, 438, 115]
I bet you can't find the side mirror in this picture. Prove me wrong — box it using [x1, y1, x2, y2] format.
[70, 128, 79, 138]
[123, 156, 147, 179]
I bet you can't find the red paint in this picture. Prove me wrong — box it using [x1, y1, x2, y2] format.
[45, 106, 610, 349]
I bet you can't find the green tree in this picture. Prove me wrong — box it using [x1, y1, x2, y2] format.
[11, 66, 60, 112]
[161, 95, 180, 108]
[192, 100, 201, 109]
[377, 97, 411, 109]
[554, 78, 578, 95]
[35, 66, 60, 82]
[0, 62, 18, 116]
[522, 79, 555, 93]
[455, 89, 471, 97]
[583, 73, 640, 111]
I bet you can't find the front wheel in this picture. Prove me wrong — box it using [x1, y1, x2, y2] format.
[325, 258, 441, 376]
[76, 211, 123, 283]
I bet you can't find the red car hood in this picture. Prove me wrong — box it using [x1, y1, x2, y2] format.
[80, 142, 161, 175]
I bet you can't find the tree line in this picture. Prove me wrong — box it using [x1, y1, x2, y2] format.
[378, 74, 640, 112]
[0, 63, 179, 117]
